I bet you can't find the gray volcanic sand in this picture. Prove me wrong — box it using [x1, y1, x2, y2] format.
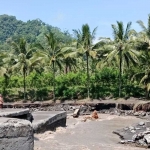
[34, 114, 146, 150]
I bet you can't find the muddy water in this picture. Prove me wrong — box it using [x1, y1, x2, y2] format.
[34, 114, 146, 150]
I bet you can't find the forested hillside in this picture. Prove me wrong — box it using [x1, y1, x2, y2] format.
[0, 14, 73, 50]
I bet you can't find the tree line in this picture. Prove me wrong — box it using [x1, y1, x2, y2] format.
[0, 14, 150, 102]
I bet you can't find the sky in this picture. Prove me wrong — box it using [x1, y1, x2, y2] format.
[0, 0, 149, 39]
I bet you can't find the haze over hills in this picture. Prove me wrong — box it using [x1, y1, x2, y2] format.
[0, 14, 73, 50]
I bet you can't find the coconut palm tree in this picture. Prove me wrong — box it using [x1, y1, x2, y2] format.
[36, 32, 74, 100]
[137, 14, 150, 40]
[73, 24, 98, 99]
[62, 41, 78, 74]
[139, 70, 150, 98]
[0, 51, 12, 96]
[134, 14, 150, 98]
[136, 15, 150, 69]
[105, 21, 139, 97]
[11, 38, 40, 101]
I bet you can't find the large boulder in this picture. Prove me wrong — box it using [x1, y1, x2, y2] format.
[0, 118, 34, 150]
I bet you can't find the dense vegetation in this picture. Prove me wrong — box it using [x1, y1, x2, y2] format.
[0, 14, 72, 49]
[0, 14, 150, 102]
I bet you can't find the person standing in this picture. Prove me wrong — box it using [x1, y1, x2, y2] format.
[0, 94, 4, 109]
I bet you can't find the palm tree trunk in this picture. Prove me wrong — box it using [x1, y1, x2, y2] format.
[86, 53, 90, 99]
[3, 75, 7, 97]
[23, 69, 26, 101]
[65, 63, 69, 74]
[65, 64, 67, 74]
[52, 61, 55, 100]
[119, 49, 122, 97]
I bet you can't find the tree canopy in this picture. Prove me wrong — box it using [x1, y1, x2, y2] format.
[0, 14, 73, 50]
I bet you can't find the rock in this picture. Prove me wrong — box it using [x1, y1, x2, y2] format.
[135, 128, 141, 130]
[80, 105, 88, 113]
[91, 106, 96, 111]
[124, 127, 129, 131]
[146, 121, 150, 128]
[144, 134, 150, 144]
[129, 126, 135, 130]
[134, 112, 139, 116]
[125, 110, 133, 116]
[138, 133, 144, 138]
[127, 140, 134, 143]
[139, 121, 145, 126]
[120, 140, 126, 144]
[141, 112, 146, 116]
[131, 130, 136, 133]
[147, 128, 150, 131]
[138, 139, 147, 147]
[69, 106, 75, 111]
[110, 112, 114, 115]
[147, 112, 150, 115]
[132, 134, 138, 141]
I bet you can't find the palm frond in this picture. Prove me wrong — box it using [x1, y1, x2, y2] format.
[124, 22, 132, 41]
[140, 74, 148, 84]
[91, 26, 98, 40]
[137, 20, 147, 33]
[111, 24, 118, 40]
[0, 67, 7, 76]
[89, 51, 97, 58]
[147, 14, 150, 38]
[117, 21, 124, 40]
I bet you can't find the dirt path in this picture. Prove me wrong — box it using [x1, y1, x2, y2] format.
[34, 114, 147, 150]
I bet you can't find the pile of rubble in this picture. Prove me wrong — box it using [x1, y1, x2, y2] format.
[99, 109, 150, 118]
[99, 109, 134, 116]
[113, 121, 150, 148]
[30, 104, 92, 114]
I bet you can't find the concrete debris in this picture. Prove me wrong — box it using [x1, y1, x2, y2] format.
[114, 121, 150, 148]
[73, 109, 80, 118]
[139, 121, 145, 126]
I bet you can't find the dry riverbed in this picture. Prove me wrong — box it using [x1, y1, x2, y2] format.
[34, 114, 146, 150]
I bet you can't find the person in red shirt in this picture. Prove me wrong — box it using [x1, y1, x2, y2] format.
[0, 94, 4, 109]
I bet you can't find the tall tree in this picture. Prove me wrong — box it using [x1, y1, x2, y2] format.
[106, 21, 139, 97]
[73, 24, 97, 99]
[135, 14, 150, 98]
[11, 38, 38, 101]
[0, 52, 12, 96]
[36, 32, 73, 100]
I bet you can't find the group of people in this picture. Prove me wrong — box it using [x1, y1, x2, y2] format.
[0, 94, 3, 109]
